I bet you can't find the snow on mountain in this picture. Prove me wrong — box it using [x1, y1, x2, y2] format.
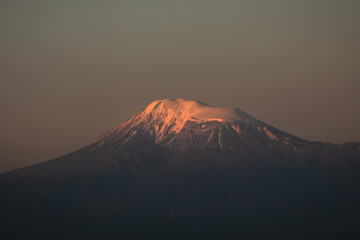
[94, 98, 261, 144]
[80, 98, 360, 171]
[3, 98, 360, 181]
[144, 98, 255, 124]
[2, 98, 360, 240]
[89, 98, 314, 155]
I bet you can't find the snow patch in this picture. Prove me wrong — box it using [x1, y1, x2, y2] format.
[218, 132, 223, 150]
[202, 132, 214, 149]
[122, 131, 137, 144]
[91, 132, 110, 145]
[231, 125, 242, 135]
[261, 126, 278, 141]
[191, 118, 229, 122]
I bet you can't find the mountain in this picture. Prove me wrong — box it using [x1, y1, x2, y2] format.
[1, 98, 360, 240]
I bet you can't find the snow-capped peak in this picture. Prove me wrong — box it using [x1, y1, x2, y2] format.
[145, 98, 253, 122]
[91, 98, 258, 146]
[133, 98, 255, 142]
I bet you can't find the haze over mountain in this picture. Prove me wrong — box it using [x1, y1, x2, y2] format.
[2, 1, 360, 175]
[1, 98, 360, 239]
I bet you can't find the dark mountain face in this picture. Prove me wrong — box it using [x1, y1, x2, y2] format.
[1, 98, 360, 240]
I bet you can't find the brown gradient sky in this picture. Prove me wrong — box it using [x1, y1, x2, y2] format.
[1, 1, 360, 173]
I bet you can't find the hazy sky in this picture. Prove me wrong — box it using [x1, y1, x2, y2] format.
[1, 1, 360, 173]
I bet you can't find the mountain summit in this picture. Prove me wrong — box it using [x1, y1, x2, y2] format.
[93, 98, 257, 145]
[142, 98, 255, 125]
[1, 98, 360, 239]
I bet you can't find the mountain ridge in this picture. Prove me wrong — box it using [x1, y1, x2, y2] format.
[1, 98, 359, 181]
[1, 98, 360, 239]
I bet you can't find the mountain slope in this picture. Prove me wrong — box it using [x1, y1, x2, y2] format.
[2, 98, 358, 182]
[1, 98, 360, 240]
